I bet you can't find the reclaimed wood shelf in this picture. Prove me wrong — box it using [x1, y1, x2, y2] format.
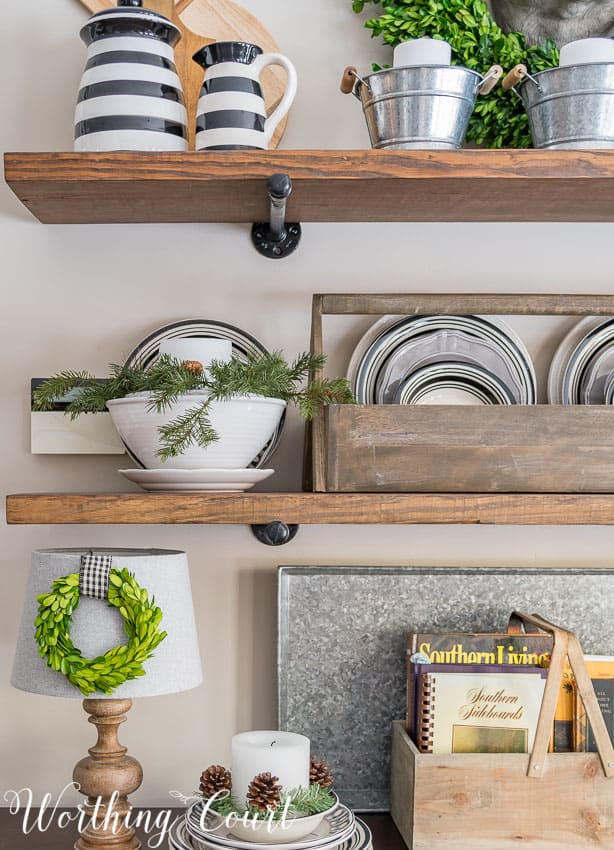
[7, 492, 614, 525]
[6, 149, 614, 224]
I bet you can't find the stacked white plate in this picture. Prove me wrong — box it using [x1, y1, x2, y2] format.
[548, 316, 614, 403]
[348, 315, 536, 406]
[168, 802, 372, 850]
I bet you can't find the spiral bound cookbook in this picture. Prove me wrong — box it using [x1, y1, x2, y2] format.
[415, 664, 548, 754]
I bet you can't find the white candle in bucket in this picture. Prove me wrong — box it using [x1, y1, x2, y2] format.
[231, 731, 310, 808]
[393, 37, 452, 68]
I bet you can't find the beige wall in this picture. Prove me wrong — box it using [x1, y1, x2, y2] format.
[2, 0, 614, 808]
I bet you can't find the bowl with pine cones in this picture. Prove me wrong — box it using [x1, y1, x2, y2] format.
[196, 757, 339, 845]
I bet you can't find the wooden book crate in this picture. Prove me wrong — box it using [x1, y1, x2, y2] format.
[390, 613, 614, 850]
[307, 294, 614, 493]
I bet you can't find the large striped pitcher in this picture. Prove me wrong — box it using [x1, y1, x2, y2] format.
[192, 42, 297, 150]
[75, 0, 188, 152]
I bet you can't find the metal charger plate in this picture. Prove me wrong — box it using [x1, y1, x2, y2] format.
[347, 315, 536, 405]
[548, 316, 613, 403]
[278, 566, 614, 812]
[123, 319, 285, 468]
[394, 362, 514, 406]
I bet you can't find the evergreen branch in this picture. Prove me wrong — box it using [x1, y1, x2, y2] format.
[35, 350, 353, 461]
[145, 354, 209, 412]
[297, 378, 356, 419]
[32, 371, 106, 418]
[284, 785, 336, 816]
[207, 785, 336, 822]
[156, 399, 217, 460]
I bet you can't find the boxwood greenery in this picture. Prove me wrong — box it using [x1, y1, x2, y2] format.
[352, 0, 559, 147]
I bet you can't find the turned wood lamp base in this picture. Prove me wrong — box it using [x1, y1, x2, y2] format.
[73, 699, 143, 850]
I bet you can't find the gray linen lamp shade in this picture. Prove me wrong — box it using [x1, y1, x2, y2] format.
[12, 548, 202, 698]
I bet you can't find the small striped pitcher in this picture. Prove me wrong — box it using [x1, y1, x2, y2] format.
[75, 0, 188, 152]
[192, 42, 297, 150]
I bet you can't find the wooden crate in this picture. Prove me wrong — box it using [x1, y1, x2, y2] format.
[307, 294, 614, 493]
[390, 614, 614, 850]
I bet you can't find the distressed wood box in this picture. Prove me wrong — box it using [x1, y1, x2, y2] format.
[389, 614, 614, 850]
[307, 294, 614, 493]
[390, 721, 614, 850]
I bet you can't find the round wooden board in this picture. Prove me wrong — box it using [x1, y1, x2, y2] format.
[75, 0, 288, 148]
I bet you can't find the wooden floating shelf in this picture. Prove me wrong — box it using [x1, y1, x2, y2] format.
[7, 492, 614, 526]
[6, 149, 614, 224]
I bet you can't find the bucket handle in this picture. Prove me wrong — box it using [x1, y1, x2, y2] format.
[340, 66, 371, 98]
[502, 63, 543, 97]
[478, 64, 503, 95]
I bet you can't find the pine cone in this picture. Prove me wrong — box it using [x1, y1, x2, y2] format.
[182, 359, 204, 375]
[310, 755, 334, 789]
[246, 772, 283, 812]
[200, 764, 232, 798]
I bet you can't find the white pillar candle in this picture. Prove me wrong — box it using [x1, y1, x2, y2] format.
[158, 337, 233, 367]
[231, 731, 310, 807]
[393, 37, 452, 68]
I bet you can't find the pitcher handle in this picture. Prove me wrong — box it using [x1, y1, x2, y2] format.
[253, 53, 298, 146]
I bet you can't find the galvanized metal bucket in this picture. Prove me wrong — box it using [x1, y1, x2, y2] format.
[504, 63, 614, 149]
[341, 64, 501, 150]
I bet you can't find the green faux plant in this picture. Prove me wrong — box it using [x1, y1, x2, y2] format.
[352, 0, 560, 147]
[33, 351, 354, 461]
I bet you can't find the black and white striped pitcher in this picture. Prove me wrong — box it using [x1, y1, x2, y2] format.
[192, 42, 297, 150]
[75, 0, 188, 152]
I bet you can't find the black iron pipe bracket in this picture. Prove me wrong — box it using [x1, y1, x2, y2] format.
[251, 173, 302, 259]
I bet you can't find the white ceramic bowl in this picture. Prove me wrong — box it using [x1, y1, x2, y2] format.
[106, 392, 286, 470]
[225, 800, 338, 844]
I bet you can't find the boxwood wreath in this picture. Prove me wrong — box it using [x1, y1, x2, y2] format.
[352, 0, 560, 148]
[35, 568, 167, 696]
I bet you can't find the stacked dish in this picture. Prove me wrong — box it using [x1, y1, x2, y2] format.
[548, 317, 614, 404]
[167, 801, 372, 850]
[348, 315, 536, 406]
[116, 319, 285, 493]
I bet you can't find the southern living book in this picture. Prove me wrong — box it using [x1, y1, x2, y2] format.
[574, 656, 614, 752]
[415, 663, 547, 754]
[407, 630, 556, 740]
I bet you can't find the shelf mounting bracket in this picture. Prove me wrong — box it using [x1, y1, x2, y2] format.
[251, 174, 302, 259]
[251, 521, 300, 546]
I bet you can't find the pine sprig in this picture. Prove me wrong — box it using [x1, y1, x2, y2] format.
[283, 785, 336, 816]
[32, 371, 103, 418]
[156, 399, 217, 461]
[207, 784, 336, 822]
[144, 355, 209, 413]
[35, 350, 354, 462]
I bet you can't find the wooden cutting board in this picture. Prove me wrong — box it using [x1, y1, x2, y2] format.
[75, 0, 288, 148]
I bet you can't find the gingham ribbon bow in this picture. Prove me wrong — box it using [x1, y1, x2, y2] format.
[79, 552, 112, 600]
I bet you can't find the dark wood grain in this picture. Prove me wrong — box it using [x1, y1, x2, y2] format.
[0, 809, 404, 850]
[324, 405, 614, 493]
[7, 491, 614, 525]
[7, 149, 614, 223]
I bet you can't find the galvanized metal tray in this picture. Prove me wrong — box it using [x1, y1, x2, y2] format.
[278, 566, 614, 812]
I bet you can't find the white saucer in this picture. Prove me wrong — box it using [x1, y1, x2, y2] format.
[119, 467, 275, 492]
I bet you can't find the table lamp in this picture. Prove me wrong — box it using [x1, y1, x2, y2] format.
[11, 548, 203, 850]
